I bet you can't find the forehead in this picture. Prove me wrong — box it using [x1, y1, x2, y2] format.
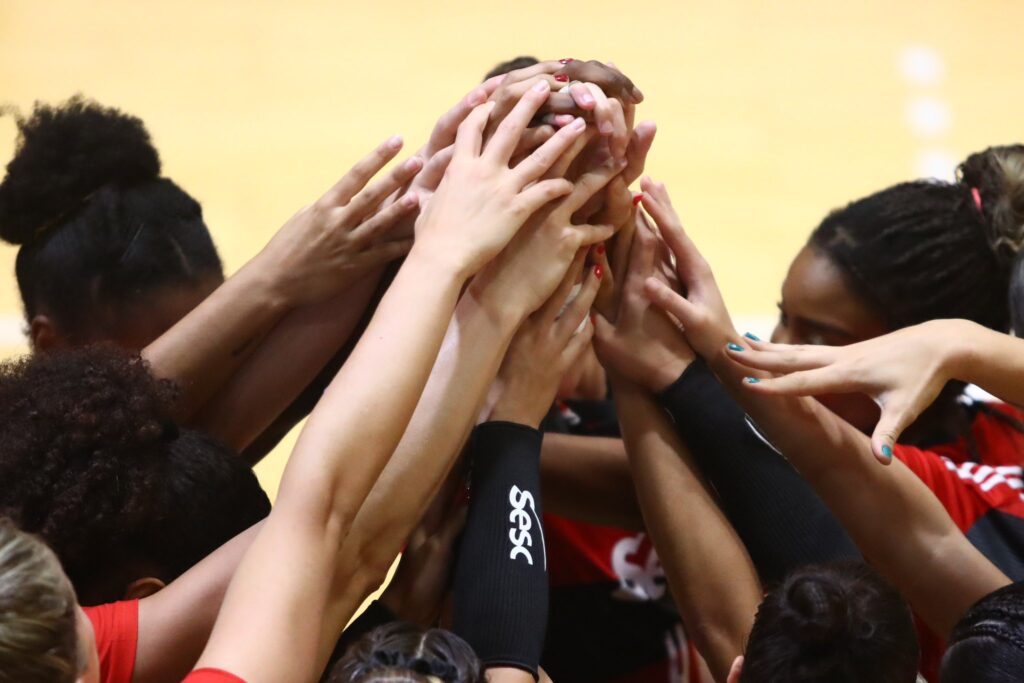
[781, 246, 889, 340]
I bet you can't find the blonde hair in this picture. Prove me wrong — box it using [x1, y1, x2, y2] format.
[0, 518, 81, 682]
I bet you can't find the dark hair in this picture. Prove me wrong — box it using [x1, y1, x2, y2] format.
[942, 580, 1024, 682]
[810, 145, 1024, 333]
[0, 96, 223, 342]
[483, 56, 539, 81]
[331, 623, 481, 683]
[741, 561, 919, 683]
[0, 346, 269, 605]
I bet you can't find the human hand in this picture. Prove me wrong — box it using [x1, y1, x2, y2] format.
[725, 319, 964, 463]
[258, 136, 423, 307]
[413, 82, 588, 278]
[637, 177, 740, 360]
[490, 253, 601, 427]
[593, 212, 696, 392]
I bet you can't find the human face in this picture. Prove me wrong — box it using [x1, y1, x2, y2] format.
[772, 246, 890, 433]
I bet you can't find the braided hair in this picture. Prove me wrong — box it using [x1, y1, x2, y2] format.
[810, 145, 1024, 334]
[331, 622, 481, 683]
[942, 580, 1024, 682]
[0, 96, 223, 343]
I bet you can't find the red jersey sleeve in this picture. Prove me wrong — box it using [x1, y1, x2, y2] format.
[181, 669, 247, 683]
[83, 600, 139, 683]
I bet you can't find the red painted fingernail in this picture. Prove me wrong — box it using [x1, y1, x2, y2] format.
[596, 244, 606, 256]
[632, 194, 644, 206]
[554, 74, 569, 83]
[595, 265, 604, 279]
[560, 58, 574, 64]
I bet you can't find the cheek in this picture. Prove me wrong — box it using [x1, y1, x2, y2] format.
[817, 393, 880, 435]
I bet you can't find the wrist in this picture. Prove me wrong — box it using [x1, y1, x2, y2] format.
[232, 254, 294, 315]
[489, 382, 549, 428]
[940, 319, 983, 383]
[407, 239, 475, 284]
[644, 355, 693, 393]
[460, 281, 528, 338]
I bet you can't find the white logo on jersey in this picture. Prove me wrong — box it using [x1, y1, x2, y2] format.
[611, 532, 667, 601]
[941, 458, 1024, 502]
[509, 485, 547, 569]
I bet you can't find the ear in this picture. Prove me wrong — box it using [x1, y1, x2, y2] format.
[29, 314, 64, 352]
[122, 576, 166, 600]
[727, 655, 744, 683]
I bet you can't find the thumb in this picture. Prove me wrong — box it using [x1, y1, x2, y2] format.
[642, 277, 698, 328]
[871, 402, 914, 466]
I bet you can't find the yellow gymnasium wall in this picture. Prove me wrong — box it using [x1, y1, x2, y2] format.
[2, 0, 1022, 497]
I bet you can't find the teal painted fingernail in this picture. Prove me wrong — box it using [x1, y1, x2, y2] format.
[744, 377, 760, 384]
[881, 445, 893, 460]
[744, 332, 761, 341]
[727, 343, 745, 352]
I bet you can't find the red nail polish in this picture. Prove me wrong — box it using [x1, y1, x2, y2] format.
[632, 194, 644, 206]
[554, 74, 569, 83]
[595, 264, 604, 279]
[560, 58, 574, 64]
[596, 244, 606, 256]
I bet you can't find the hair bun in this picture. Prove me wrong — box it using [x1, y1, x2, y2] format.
[0, 95, 161, 245]
[785, 575, 855, 646]
[958, 145, 1024, 266]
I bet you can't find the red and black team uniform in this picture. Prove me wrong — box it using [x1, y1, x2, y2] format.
[660, 360, 1024, 683]
[85, 600, 138, 683]
[540, 400, 707, 683]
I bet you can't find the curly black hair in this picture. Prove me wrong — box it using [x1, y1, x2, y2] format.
[0, 346, 270, 605]
[332, 622, 481, 683]
[810, 145, 1024, 334]
[741, 561, 919, 683]
[0, 96, 223, 342]
[943, 580, 1024, 682]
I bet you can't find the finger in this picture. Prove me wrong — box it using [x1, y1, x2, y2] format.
[623, 121, 657, 186]
[872, 405, 914, 465]
[591, 242, 615, 319]
[582, 83, 615, 141]
[543, 125, 598, 180]
[544, 92, 593, 115]
[539, 249, 588, 323]
[513, 116, 587, 185]
[501, 60, 564, 84]
[342, 155, 423, 224]
[643, 277, 700, 328]
[628, 212, 658, 281]
[414, 145, 455, 194]
[425, 87, 490, 159]
[610, 207, 640, 281]
[556, 263, 601, 339]
[484, 80, 552, 164]
[604, 96, 629, 159]
[724, 344, 835, 373]
[561, 159, 627, 214]
[349, 191, 420, 243]
[561, 318, 596, 367]
[539, 113, 577, 128]
[639, 178, 710, 286]
[348, 238, 414, 269]
[740, 367, 858, 397]
[512, 125, 555, 160]
[512, 178, 574, 217]
[574, 223, 617, 247]
[568, 82, 597, 111]
[557, 59, 643, 103]
[454, 101, 495, 158]
[321, 135, 404, 207]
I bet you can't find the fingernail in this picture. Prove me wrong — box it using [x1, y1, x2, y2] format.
[596, 244, 606, 256]
[744, 332, 761, 341]
[402, 193, 418, 207]
[560, 58, 574, 64]
[595, 264, 604, 279]
[532, 80, 550, 93]
[881, 445, 893, 460]
[727, 343, 745, 352]
[632, 193, 644, 206]
[599, 121, 614, 135]
[744, 377, 760, 384]
[554, 74, 569, 83]
[579, 92, 596, 106]
[386, 135, 403, 149]
[403, 156, 422, 171]
[570, 117, 586, 131]
[467, 89, 487, 106]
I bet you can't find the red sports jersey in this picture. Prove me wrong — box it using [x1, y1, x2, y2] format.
[182, 669, 246, 683]
[894, 401, 1024, 682]
[84, 600, 139, 683]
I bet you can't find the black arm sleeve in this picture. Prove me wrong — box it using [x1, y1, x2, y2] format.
[658, 359, 861, 584]
[318, 600, 397, 683]
[453, 421, 549, 679]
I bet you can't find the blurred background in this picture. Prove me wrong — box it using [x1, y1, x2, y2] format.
[2, 0, 1022, 497]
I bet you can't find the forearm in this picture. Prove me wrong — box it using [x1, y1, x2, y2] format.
[329, 290, 523, 616]
[658, 359, 859, 582]
[142, 256, 291, 421]
[189, 267, 384, 454]
[539, 433, 643, 530]
[949, 319, 1024, 405]
[707, 351, 1009, 635]
[615, 378, 758, 682]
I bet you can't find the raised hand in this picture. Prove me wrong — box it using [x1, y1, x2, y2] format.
[593, 212, 696, 391]
[414, 81, 587, 277]
[725, 320, 960, 462]
[490, 253, 602, 428]
[255, 136, 423, 307]
[554, 58, 644, 104]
